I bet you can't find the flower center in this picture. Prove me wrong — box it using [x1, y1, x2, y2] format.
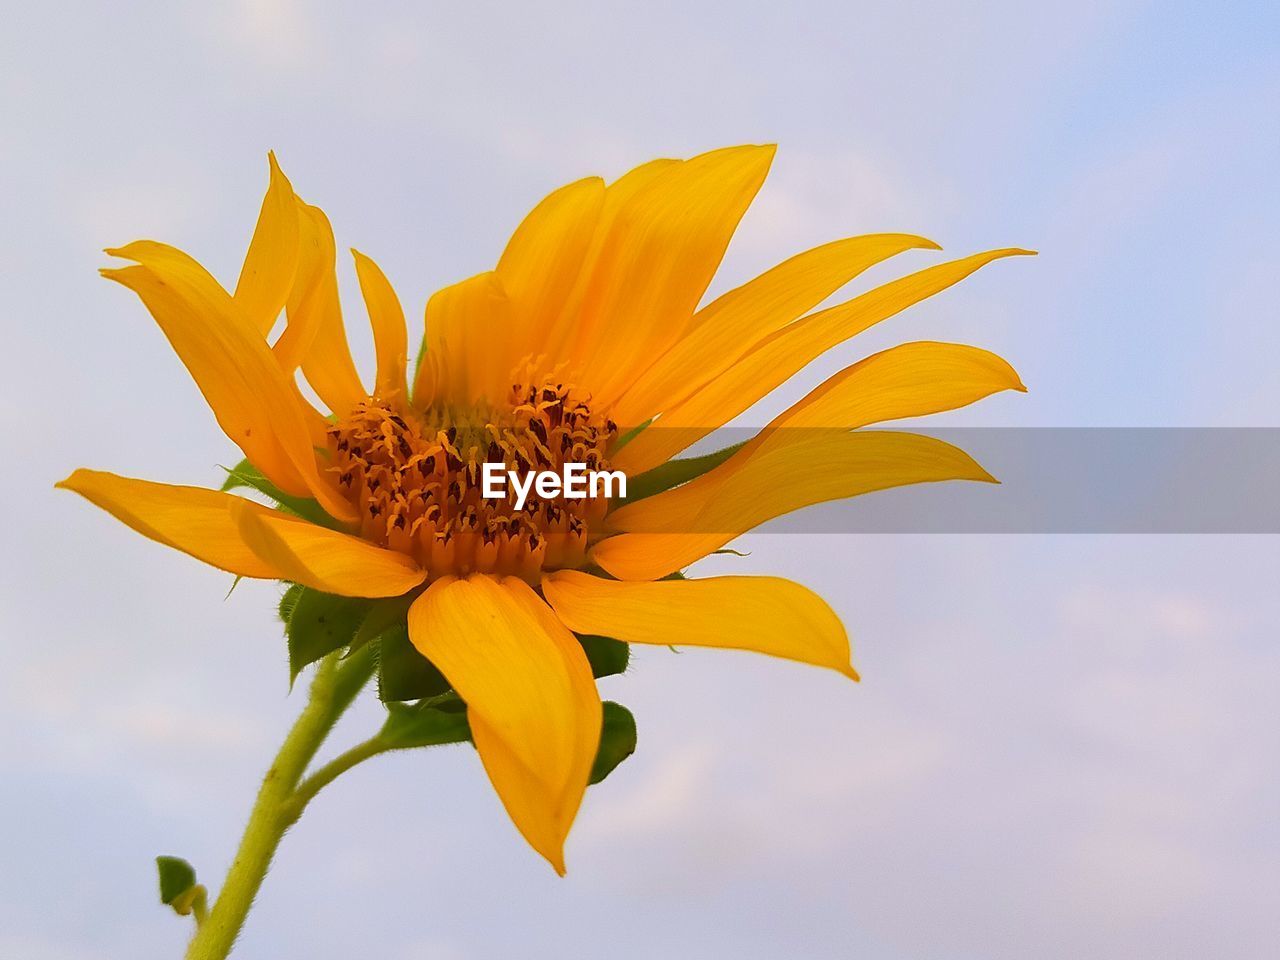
[326, 376, 618, 582]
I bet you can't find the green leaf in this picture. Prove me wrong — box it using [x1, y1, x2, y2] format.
[286, 587, 371, 684]
[577, 634, 629, 678]
[219, 459, 340, 529]
[590, 702, 637, 785]
[379, 698, 470, 749]
[156, 856, 197, 906]
[619, 441, 746, 504]
[377, 624, 452, 701]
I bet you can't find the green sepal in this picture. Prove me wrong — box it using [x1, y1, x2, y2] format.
[278, 583, 304, 623]
[377, 624, 452, 701]
[590, 701, 637, 785]
[379, 697, 470, 749]
[577, 634, 629, 678]
[349, 594, 414, 658]
[219, 459, 341, 530]
[375, 694, 635, 783]
[285, 587, 371, 685]
[611, 418, 653, 453]
[156, 855, 197, 906]
[620, 441, 746, 505]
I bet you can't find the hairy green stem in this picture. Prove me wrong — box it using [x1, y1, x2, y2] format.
[184, 646, 377, 960]
[283, 735, 389, 826]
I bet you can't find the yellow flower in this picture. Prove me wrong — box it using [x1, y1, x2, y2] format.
[59, 145, 1029, 872]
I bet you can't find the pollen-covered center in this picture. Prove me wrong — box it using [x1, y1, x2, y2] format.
[326, 376, 618, 581]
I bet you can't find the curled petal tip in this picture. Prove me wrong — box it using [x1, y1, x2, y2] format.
[842, 664, 861, 682]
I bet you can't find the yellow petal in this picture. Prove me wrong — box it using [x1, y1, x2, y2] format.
[407, 576, 601, 873]
[543, 570, 856, 678]
[614, 248, 1034, 476]
[231, 499, 424, 598]
[593, 431, 995, 580]
[541, 158, 678, 364]
[771, 340, 1024, 432]
[571, 145, 776, 405]
[289, 200, 367, 415]
[57, 468, 289, 579]
[422, 271, 512, 406]
[410, 348, 440, 409]
[496, 176, 605, 370]
[611, 233, 939, 426]
[612, 340, 1021, 533]
[234, 152, 300, 335]
[351, 249, 409, 402]
[101, 243, 359, 524]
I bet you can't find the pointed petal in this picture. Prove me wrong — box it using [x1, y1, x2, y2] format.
[102, 242, 358, 524]
[541, 158, 678, 364]
[614, 248, 1035, 475]
[407, 576, 601, 873]
[610, 340, 1022, 534]
[572, 145, 776, 404]
[410, 348, 440, 409]
[234, 152, 300, 335]
[230, 499, 423, 598]
[544, 570, 857, 678]
[57, 468, 288, 579]
[496, 176, 605, 370]
[770, 339, 1024, 431]
[611, 233, 939, 426]
[289, 200, 367, 414]
[352, 249, 409, 402]
[594, 431, 995, 580]
[421, 272, 512, 406]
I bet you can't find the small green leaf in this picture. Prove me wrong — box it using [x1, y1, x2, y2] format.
[619, 441, 746, 504]
[156, 855, 197, 906]
[220, 459, 341, 529]
[286, 588, 371, 684]
[377, 624, 452, 701]
[577, 634, 629, 678]
[590, 702, 637, 785]
[379, 698, 471, 749]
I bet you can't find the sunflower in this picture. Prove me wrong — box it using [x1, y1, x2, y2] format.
[59, 145, 1028, 874]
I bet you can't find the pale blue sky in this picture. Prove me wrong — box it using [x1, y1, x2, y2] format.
[2, 2, 1278, 958]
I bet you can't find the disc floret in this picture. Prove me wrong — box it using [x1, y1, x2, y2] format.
[327, 374, 617, 581]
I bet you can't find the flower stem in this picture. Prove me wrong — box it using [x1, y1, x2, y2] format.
[283, 735, 389, 826]
[184, 646, 377, 960]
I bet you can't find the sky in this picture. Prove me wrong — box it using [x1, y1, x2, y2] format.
[1, 1, 1278, 958]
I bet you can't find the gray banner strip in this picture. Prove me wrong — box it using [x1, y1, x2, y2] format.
[623, 428, 1280, 533]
